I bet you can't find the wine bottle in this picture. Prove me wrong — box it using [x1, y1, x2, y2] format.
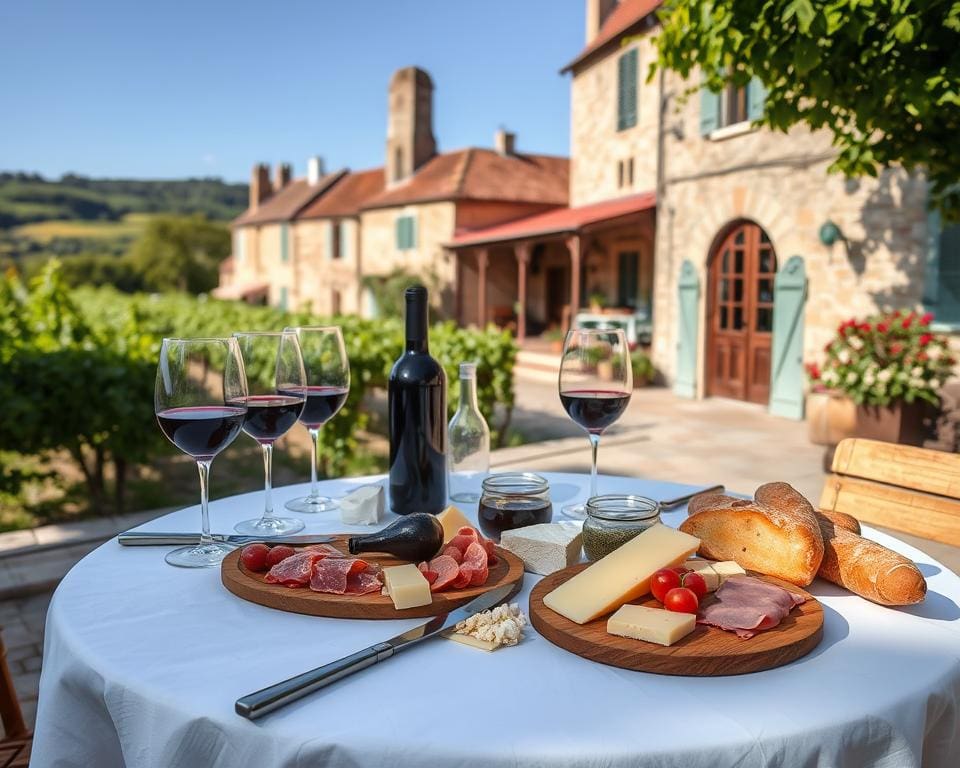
[388, 286, 447, 515]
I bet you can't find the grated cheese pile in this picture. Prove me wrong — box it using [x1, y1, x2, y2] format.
[454, 603, 527, 647]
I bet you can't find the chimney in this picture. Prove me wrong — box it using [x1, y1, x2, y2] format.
[386, 66, 437, 186]
[249, 163, 273, 210]
[307, 156, 325, 185]
[585, 0, 617, 43]
[274, 162, 292, 191]
[494, 128, 516, 156]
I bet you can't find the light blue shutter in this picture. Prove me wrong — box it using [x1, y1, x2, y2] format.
[409, 215, 418, 248]
[700, 81, 721, 136]
[395, 217, 405, 250]
[769, 255, 807, 419]
[674, 260, 700, 398]
[280, 224, 289, 263]
[617, 49, 638, 130]
[747, 76, 767, 121]
[279, 286, 289, 311]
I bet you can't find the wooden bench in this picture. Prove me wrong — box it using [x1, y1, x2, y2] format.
[0, 629, 31, 768]
[820, 438, 960, 547]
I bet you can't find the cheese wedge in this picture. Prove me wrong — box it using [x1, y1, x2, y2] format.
[543, 523, 700, 624]
[437, 505, 474, 542]
[686, 558, 746, 591]
[445, 632, 500, 652]
[607, 604, 695, 646]
[382, 564, 432, 610]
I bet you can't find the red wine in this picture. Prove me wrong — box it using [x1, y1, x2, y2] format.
[285, 385, 348, 429]
[157, 406, 245, 460]
[388, 286, 447, 515]
[231, 395, 304, 444]
[560, 389, 631, 434]
[478, 497, 553, 542]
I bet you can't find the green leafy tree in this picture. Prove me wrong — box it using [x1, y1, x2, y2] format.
[653, 0, 960, 218]
[130, 215, 230, 293]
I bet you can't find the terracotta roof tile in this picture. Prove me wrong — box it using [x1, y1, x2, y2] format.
[297, 168, 386, 219]
[562, 0, 662, 73]
[361, 148, 568, 210]
[233, 172, 344, 226]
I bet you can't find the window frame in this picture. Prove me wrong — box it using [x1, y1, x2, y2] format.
[925, 210, 960, 331]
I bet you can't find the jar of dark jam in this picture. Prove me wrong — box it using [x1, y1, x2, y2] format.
[582, 494, 660, 561]
[478, 472, 552, 542]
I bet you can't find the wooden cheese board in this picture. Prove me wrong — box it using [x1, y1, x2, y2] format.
[221, 535, 525, 620]
[529, 565, 823, 676]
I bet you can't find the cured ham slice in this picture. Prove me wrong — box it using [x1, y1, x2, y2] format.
[427, 555, 460, 592]
[460, 541, 490, 587]
[698, 576, 806, 639]
[264, 551, 329, 587]
[309, 557, 380, 595]
[346, 568, 382, 596]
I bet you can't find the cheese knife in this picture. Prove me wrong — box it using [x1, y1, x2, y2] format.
[659, 484, 725, 510]
[235, 581, 518, 720]
[117, 532, 335, 547]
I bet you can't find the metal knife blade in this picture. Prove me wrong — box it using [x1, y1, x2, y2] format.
[117, 531, 336, 547]
[659, 484, 725, 510]
[235, 582, 518, 720]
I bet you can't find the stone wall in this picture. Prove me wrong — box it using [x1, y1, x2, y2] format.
[294, 219, 362, 314]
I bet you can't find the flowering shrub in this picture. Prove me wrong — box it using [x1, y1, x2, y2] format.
[807, 311, 954, 406]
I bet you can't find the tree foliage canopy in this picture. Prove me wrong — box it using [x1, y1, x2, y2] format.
[653, 0, 960, 219]
[130, 215, 230, 293]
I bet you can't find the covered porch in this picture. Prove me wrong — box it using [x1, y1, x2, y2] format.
[447, 192, 656, 345]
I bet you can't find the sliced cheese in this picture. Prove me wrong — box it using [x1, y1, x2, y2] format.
[382, 564, 432, 610]
[437, 505, 474, 542]
[543, 523, 700, 625]
[445, 632, 500, 652]
[607, 604, 695, 646]
[686, 558, 745, 591]
[500, 523, 582, 575]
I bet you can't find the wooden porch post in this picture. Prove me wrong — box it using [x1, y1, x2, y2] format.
[476, 248, 489, 327]
[515, 242, 531, 344]
[566, 234, 582, 330]
[453, 249, 463, 325]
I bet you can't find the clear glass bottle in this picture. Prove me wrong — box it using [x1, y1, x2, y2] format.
[447, 362, 490, 503]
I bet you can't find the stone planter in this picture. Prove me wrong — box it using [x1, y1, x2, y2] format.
[855, 400, 934, 446]
[806, 390, 858, 446]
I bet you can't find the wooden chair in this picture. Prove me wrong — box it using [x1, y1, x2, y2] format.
[820, 438, 960, 547]
[0, 631, 31, 768]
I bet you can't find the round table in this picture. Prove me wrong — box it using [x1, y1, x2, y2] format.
[31, 473, 960, 768]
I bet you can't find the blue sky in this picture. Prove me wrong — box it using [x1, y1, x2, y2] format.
[0, 0, 583, 182]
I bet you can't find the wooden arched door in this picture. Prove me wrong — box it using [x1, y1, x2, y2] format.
[706, 222, 777, 404]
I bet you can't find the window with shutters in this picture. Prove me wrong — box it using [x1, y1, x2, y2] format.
[721, 84, 748, 127]
[617, 48, 638, 131]
[701, 76, 767, 137]
[280, 224, 290, 263]
[331, 221, 342, 260]
[926, 216, 960, 327]
[395, 214, 417, 250]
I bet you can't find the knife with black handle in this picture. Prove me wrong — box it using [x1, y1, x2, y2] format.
[234, 582, 518, 720]
[117, 532, 335, 547]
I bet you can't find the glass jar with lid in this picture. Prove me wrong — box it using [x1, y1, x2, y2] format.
[582, 494, 660, 561]
[478, 472, 552, 542]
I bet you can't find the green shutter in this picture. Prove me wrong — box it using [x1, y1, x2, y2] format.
[280, 224, 289, 262]
[395, 217, 405, 250]
[617, 49, 638, 130]
[617, 251, 639, 307]
[279, 286, 288, 311]
[769, 255, 807, 419]
[674, 260, 700, 398]
[700, 80, 721, 135]
[747, 76, 767, 121]
[409, 215, 418, 248]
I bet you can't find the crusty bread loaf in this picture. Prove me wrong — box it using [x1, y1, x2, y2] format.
[679, 482, 824, 586]
[818, 508, 861, 535]
[817, 517, 926, 605]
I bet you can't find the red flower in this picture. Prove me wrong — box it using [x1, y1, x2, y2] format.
[917, 352, 928, 362]
[859, 322, 872, 333]
[890, 343, 904, 355]
[920, 333, 933, 347]
[877, 322, 889, 333]
[892, 310, 902, 318]
[805, 362, 821, 380]
[920, 312, 933, 326]
[902, 317, 912, 329]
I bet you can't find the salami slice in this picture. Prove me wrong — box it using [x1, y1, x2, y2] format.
[264, 551, 328, 587]
[442, 545, 464, 564]
[461, 541, 490, 587]
[417, 561, 439, 584]
[448, 528, 479, 555]
[428, 555, 460, 592]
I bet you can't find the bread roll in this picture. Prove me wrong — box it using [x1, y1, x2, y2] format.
[679, 482, 824, 586]
[818, 508, 861, 535]
[817, 517, 926, 605]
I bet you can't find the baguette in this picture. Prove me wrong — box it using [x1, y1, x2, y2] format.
[679, 482, 824, 586]
[817, 517, 926, 606]
[818, 508, 861, 535]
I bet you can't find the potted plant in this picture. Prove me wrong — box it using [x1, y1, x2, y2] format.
[806, 310, 953, 445]
[630, 348, 656, 387]
[588, 290, 607, 313]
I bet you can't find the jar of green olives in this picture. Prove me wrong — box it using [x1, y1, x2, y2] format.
[582, 494, 661, 561]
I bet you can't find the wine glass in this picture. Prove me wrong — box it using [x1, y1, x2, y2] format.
[232, 331, 307, 536]
[155, 337, 248, 567]
[558, 327, 633, 519]
[284, 326, 350, 514]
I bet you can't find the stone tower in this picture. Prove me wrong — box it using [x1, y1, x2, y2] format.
[385, 67, 437, 187]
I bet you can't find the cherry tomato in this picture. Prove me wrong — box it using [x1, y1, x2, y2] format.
[650, 568, 682, 603]
[681, 571, 708, 599]
[265, 545, 297, 568]
[239, 543, 270, 572]
[664, 586, 699, 614]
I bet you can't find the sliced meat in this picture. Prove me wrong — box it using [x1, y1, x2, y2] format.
[460, 541, 490, 587]
[428, 555, 460, 592]
[442, 545, 464, 564]
[698, 576, 806, 639]
[345, 567, 382, 595]
[309, 557, 371, 594]
[716, 576, 806, 610]
[417, 561, 439, 584]
[450, 567, 472, 589]
[482, 538, 498, 566]
[303, 543, 345, 557]
[264, 551, 328, 587]
[448, 528, 479, 554]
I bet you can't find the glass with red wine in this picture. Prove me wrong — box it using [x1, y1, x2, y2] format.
[155, 337, 248, 567]
[558, 327, 633, 519]
[283, 326, 350, 514]
[232, 331, 307, 536]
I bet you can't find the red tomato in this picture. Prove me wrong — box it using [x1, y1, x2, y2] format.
[664, 587, 699, 614]
[650, 568, 682, 603]
[240, 543, 270, 572]
[265, 545, 297, 568]
[681, 571, 708, 599]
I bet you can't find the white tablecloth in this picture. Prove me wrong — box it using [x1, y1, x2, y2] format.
[31, 473, 960, 768]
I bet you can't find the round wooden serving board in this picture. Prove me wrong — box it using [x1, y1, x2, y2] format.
[221, 535, 524, 620]
[529, 565, 823, 676]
